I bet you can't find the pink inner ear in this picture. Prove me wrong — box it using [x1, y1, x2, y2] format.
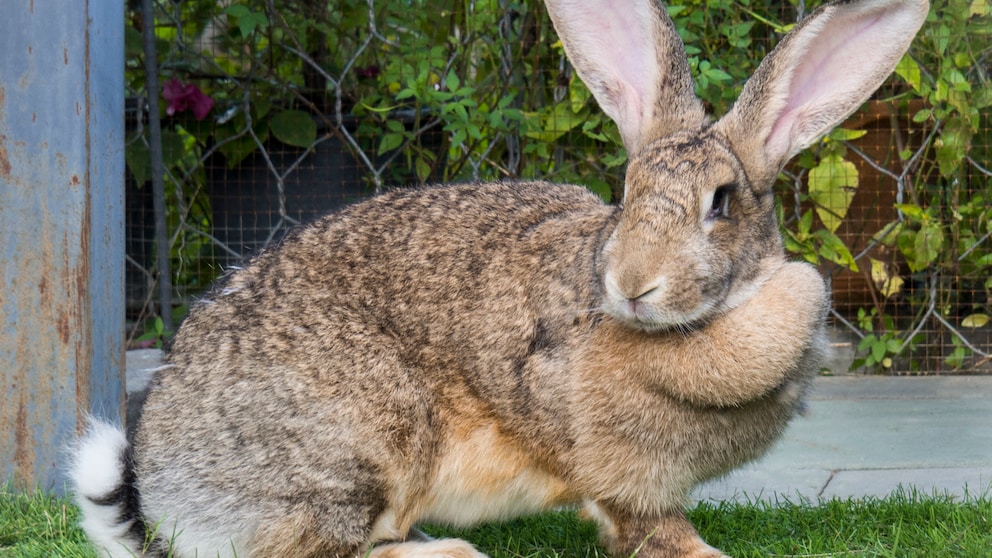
[765, 4, 918, 161]
[551, 0, 661, 149]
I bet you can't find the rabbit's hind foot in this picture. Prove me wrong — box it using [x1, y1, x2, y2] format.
[367, 538, 488, 558]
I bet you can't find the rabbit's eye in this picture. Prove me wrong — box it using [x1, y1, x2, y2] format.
[707, 183, 735, 221]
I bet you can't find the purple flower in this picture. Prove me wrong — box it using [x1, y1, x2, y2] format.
[355, 65, 381, 79]
[162, 78, 214, 120]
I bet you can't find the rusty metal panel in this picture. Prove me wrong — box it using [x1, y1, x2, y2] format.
[0, 0, 125, 494]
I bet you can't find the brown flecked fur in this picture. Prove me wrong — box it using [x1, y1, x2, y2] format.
[72, 1, 929, 557]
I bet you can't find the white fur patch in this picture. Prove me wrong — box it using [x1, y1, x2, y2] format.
[71, 419, 143, 558]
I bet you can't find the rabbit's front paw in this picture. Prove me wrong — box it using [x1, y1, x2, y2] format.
[756, 261, 830, 340]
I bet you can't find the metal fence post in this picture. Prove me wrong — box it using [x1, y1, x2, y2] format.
[0, 1, 125, 494]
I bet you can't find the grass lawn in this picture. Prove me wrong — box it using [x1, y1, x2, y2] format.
[2, 485, 990, 557]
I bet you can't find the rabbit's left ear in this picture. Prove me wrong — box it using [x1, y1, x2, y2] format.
[716, 0, 930, 190]
[544, 0, 707, 156]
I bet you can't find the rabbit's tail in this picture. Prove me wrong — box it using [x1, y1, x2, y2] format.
[71, 419, 160, 558]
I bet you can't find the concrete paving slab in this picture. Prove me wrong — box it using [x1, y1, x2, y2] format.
[764, 399, 992, 470]
[126, 348, 163, 392]
[809, 375, 992, 401]
[695, 376, 992, 502]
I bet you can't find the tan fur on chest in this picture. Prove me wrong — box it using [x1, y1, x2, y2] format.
[370, 414, 575, 545]
[420, 420, 575, 526]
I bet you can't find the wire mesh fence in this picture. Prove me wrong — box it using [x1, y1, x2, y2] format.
[125, 0, 990, 373]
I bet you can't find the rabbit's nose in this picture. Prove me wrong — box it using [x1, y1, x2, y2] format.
[604, 269, 666, 306]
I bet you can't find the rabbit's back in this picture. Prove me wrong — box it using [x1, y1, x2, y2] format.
[165, 180, 613, 399]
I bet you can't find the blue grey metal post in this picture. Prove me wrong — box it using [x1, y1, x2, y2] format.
[0, 1, 125, 494]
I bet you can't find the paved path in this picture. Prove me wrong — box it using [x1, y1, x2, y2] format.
[126, 351, 992, 504]
[694, 375, 992, 503]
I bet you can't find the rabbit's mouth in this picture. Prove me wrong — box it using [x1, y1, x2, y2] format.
[603, 293, 715, 334]
[601, 269, 722, 333]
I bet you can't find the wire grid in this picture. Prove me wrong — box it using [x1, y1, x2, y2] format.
[125, 0, 990, 373]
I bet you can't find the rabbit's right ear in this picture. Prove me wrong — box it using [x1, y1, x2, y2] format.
[544, 0, 707, 156]
[716, 0, 930, 190]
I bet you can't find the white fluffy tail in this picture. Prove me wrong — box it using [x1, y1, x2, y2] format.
[71, 419, 148, 558]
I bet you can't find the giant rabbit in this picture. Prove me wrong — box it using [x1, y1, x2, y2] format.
[73, 0, 928, 556]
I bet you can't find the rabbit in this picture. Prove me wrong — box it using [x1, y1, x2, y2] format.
[71, 0, 928, 556]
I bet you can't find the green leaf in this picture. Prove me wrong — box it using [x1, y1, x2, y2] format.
[857, 335, 875, 352]
[378, 131, 405, 155]
[870, 258, 903, 298]
[524, 103, 586, 143]
[270, 110, 317, 148]
[415, 156, 431, 183]
[124, 131, 185, 186]
[215, 122, 265, 169]
[445, 70, 460, 92]
[466, 123, 482, 140]
[962, 314, 990, 328]
[828, 128, 868, 142]
[894, 54, 922, 93]
[946, 345, 968, 369]
[872, 221, 903, 247]
[124, 25, 144, 57]
[894, 203, 925, 221]
[975, 253, 992, 268]
[585, 179, 612, 203]
[808, 155, 858, 233]
[936, 117, 973, 178]
[897, 228, 921, 271]
[913, 222, 944, 270]
[224, 5, 269, 38]
[798, 210, 814, 235]
[813, 229, 858, 272]
[701, 66, 732, 84]
[569, 76, 592, 114]
[871, 339, 887, 362]
[912, 108, 932, 123]
[159, 130, 186, 169]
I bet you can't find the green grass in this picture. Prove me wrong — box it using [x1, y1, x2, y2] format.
[3, 485, 991, 557]
[0, 485, 96, 558]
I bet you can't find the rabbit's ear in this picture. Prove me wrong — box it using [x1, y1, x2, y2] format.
[544, 0, 707, 155]
[716, 0, 929, 190]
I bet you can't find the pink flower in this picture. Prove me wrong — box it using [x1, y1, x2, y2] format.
[162, 78, 214, 120]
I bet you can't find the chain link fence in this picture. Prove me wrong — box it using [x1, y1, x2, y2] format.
[125, 0, 990, 373]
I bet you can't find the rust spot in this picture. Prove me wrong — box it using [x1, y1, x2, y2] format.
[57, 312, 71, 345]
[38, 274, 48, 298]
[64, 47, 68, 65]
[70, 174, 80, 186]
[0, 141, 10, 180]
[14, 395, 33, 489]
